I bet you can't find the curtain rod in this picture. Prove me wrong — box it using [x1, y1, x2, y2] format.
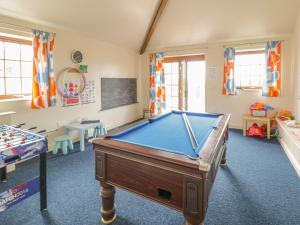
[0, 22, 55, 35]
[155, 46, 208, 55]
[223, 40, 285, 48]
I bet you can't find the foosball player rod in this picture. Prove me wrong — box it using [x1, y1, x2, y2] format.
[27, 126, 38, 131]
[37, 130, 47, 134]
[12, 123, 26, 128]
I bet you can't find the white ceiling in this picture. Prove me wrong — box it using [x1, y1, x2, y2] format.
[149, 0, 300, 48]
[0, 0, 158, 49]
[0, 0, 299, 51]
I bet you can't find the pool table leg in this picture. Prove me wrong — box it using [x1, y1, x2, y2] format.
[221, 145, 227, 166]
[100, 182, 116, 224]
[184, 220, 204, 225]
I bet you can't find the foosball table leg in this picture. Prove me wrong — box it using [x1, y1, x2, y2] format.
[40, 152, 47, 211]
[0, 166, 7, 182]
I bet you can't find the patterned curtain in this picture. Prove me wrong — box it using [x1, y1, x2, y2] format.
[222, 47, 236, 95]
[31, 29, 56, 109]
[262, 41, 281, 97]
[149, 53, 166, 114]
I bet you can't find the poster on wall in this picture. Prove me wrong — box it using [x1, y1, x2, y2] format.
[80, 80, 96, 104]
[62, 80, 81, 107]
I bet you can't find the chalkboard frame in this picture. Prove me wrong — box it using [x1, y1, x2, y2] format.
[100, 78, 138, 111]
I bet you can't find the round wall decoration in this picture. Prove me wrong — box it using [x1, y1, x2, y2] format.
[71, 50, 83, 64]
[56, 67, 86, 98]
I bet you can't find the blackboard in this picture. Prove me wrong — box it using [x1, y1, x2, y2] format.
[101, 78, 137, 110]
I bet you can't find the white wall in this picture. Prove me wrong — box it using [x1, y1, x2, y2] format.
[0, 16, 141, 143]
[291, 11, 300, 119]
[141, 37, 293, 128]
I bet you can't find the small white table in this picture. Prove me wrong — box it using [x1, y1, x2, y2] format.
[64, 122, 102, 151]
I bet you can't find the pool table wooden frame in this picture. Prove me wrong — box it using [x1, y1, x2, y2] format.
[93, 113, 230, 225]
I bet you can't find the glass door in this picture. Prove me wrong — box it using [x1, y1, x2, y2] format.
[187, 60, 206, 112]
[163, 55, 205, 112]
[164, 62, 179, 110]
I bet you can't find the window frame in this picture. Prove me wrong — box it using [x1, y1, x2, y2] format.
[0, 35, 33, 99]
[235, 49, 265, 90]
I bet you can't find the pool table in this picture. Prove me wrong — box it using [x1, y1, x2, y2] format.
[93, 111, 230, 225]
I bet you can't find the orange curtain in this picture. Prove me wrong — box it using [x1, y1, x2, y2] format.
[262, 41, 281, 97]
[31, 29, 56, 109]
[222, 47, 236, 95]
[149, 53, 166, 114]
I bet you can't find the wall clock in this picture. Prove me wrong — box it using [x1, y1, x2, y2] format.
[71, 50, 83, 64]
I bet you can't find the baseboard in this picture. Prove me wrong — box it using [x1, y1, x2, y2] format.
[229, 124, 243, 130]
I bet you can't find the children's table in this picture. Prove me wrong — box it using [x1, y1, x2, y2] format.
[242, 114, 271, 139]
[64, 122, 104, 151]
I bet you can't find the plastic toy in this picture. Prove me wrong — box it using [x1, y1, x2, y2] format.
[247, 123, 265, 138]
[276, 110, 293, 121]
[249, 102, 274, 117]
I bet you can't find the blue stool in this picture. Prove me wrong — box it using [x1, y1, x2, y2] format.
[93, 124, 107, 138]
[53, 135, 73, 155]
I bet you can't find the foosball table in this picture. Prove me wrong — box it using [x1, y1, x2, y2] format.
[0, 124, 48, 212]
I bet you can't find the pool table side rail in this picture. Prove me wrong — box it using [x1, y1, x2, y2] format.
[198, 113, 230, 171]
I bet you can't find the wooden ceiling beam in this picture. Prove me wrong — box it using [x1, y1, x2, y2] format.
[139, 0, 168, 55]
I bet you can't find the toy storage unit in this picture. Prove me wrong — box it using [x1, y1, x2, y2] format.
[242, 114, 271, 139]
[250, 109, 268, 117]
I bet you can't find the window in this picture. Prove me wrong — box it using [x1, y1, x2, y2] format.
[0, 36, 33, 97]
[235, 49, 265, 89]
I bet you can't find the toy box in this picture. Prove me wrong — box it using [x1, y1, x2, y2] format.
[251, 109, 268, 117]
[250, 102, 273, 117]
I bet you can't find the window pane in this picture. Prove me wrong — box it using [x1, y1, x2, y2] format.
[172, 86, 178, 96]
[5, 78, 21, 94]
[21, 61, 33, 77]
[165, 74, 171, 85]
[172, 63, 178, 74]
[0, 60, 4, 77]
[165, 85, 171, 96]
[0, 42, 4, 59]
[164, 63, 171, 74]
[235, 52, 265, 88]
[5, 60, 20, 77]
[166, 97, 171, 108]
[22, 78, 32, 94]
[171, 97, 178, 108]
[0, 78, 4, 95]
[172, 74, 178, 85]
[5, 42, 20, 60]
[21, 45, 33, 61]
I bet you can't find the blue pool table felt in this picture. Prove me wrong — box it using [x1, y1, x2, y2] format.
[110, 111, 221, 158]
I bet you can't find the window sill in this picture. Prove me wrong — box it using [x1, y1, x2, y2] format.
[0, 95, 31, 103]
[237, 88, 262, 92]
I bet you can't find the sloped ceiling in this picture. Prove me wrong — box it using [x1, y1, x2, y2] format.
[148, 0, 300, 49]
[0, 0, 158, 49]
[0, 0, 299, 51]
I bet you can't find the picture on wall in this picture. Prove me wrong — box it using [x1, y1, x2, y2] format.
[62, 80, 81, 107]
[81, 80, 96, 104]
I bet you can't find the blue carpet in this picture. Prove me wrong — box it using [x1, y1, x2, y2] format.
[0, 129, 299, 225]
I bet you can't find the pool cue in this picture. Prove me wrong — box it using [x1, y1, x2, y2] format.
[183, 113, 199, 148]
[182, 113, 196, 149]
